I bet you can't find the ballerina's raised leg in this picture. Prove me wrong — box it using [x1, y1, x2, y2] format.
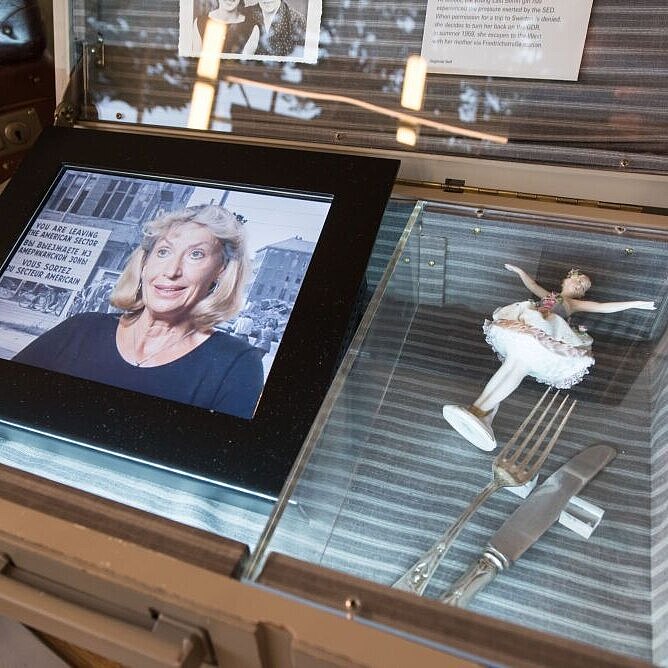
[443, 356, 530, 451]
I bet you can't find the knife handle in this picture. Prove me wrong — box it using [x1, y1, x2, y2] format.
[439, 551, 505, 607]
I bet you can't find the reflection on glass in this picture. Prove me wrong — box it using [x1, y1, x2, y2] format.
[401, 55, 427, 112]
[396, 122, 418, 147]
[197, 19, 227, 79]
[79, 2, 664, 171]
[188, 17, 229, 130]
[225, 76, 507, 144]
[188, 81, 215, 129]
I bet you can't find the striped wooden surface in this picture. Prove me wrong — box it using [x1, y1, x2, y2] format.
[70, 0, 667, 171]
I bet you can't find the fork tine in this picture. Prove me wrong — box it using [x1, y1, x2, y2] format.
[523, 398, 577, 475]
[502, 389, 560, 465]
[497, 387, 552, 461]
[516, 393, 570, 469]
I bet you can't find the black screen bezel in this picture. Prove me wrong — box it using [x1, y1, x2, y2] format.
[0, 127, 399, 500]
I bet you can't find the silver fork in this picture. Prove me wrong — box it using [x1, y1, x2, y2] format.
[392, 387, 576, 596]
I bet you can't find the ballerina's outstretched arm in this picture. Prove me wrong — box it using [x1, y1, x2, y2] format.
[504, 263, 550, 299]
[569, 299, 656, 314]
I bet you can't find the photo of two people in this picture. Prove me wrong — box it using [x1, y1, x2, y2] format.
[180, 0, 320, 62]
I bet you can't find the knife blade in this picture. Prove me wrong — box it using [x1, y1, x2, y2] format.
[439, 443, 616, 607]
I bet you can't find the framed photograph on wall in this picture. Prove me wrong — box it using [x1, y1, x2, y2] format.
[0, 127, 398, 505]
[178, 0, 322, 64]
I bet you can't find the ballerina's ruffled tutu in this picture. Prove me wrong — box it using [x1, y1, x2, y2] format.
[443, 295, 594, 451]
[483, 299, 594, 389]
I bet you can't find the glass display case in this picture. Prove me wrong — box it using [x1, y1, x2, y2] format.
[250, 198, 667, 663]
[51, 0, 666, 207]
[62, 0, 666, 174]
[1, 193, 664, 666]
[0, 0, 665, 665]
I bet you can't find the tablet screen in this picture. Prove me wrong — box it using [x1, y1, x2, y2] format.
[0, 127, 398, 498]
[0, 168, 332, 420]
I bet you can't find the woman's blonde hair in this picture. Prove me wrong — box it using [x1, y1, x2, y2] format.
[111, 205, 249, 331]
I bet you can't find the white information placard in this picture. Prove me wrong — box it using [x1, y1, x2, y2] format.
[421, 0, 593, 80]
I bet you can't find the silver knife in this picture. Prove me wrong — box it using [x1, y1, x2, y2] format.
[439, 443, 616, 607]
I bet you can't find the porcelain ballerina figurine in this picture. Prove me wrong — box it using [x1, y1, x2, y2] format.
[443, 264, 656, 451]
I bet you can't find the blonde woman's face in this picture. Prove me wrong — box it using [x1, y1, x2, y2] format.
[141, 222, 223, 322]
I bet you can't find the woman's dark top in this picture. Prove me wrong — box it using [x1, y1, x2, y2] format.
[246, 1, 306, 56]
[13, 312, 265, 419]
